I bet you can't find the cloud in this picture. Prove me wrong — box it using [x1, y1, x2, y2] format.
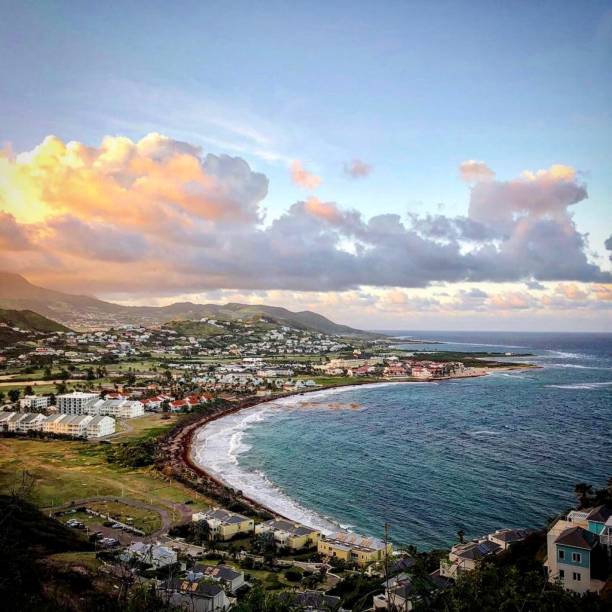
[606, 234, 612, 260]
[555, 283, 589, 301]
[344, 159, 372, 179]
[1, 133, 610, 297]
[0, 212, 32, 250]
[290, 160, 322, 190]
[459, 160, 495, 182]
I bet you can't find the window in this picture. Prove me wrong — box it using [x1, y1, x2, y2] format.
[572, 552, 581, 563]
[559, 570, 565, 579]
[558, 549, 565, 560]
[573, 572, 581, 581]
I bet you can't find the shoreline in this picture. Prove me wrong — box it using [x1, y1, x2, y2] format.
[180, 364, 535, 526]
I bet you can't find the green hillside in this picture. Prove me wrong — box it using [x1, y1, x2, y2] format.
[0, 308, 71, 333]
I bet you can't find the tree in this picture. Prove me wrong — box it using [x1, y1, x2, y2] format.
[574, 483, 594, 508]
[457, 529, 465, 544]
[24, 385, 33, 396]
[8, 389, 20, 403]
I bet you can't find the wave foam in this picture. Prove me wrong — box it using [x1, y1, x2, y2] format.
[192, 384, 416, 533]
[546, 382, 612, 390]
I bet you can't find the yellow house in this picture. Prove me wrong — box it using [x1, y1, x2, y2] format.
[318, 532, 392, 566]
[192, 508, 254, 541]
[254, 518, 320, 550]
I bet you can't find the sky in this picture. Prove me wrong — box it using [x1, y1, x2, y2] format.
[0, 0, 611, 331]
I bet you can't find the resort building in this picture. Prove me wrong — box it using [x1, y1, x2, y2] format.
[0, 411, 117, 439]
[85, 398, 144, 419]
[317, 532, 392, 566]
[192, 508, 254, 541]
[14, 412, 47, 433]
[544, 507, 612, 594]
[56, 392, 99, 415]
[19, 395, 51, 411]
[86, 415, 116, 437]
[254, 518, 320, 550]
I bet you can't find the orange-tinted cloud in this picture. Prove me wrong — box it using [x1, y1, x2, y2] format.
[459, 160, 495, 182]
[290, 160, 322, 190]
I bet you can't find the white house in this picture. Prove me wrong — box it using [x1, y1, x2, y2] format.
[121, 542, 177, 569]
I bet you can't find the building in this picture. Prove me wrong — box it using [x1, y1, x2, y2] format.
[290, 591, 347, 612]
[255, 518, 320, 550]
[56, 392, 99, 415]
[199, 564, 245, 594]
[487, 528, 535, 550]
[15, 412, 47, 432]
[439, 539, 501, 579]
[545, 512, 610, 594]
[51, 415, 95, 437]
[164, 577, 230, 612]
[86, 415, 116, 437]
[86, 398, 144, 419]
[19, 395, 50, 411]
[0, 412, 31, 432]
[192, 508, 254, 541]
[317, 532, 392, 566]
[121, 542, 177, 569]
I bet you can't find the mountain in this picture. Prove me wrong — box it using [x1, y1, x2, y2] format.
[0, 272, 380, 337]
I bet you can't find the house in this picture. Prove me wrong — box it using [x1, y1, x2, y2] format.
[383, 365, 407, 378]
[545, 515, 609, 594]
[290, 591, 347, 612]
[318, 532, 392, 566]
[199, 564, 246, 593]
[121, 542, 177, 569]
[439, 539, 501, 579]
[373, 571, 451, 611]
[164, 578, 230, 612]
[19, 395, 50, 411]
[487, 527, 535, 550]
[142, 395, 174, 411]
[254, 518, 320, 550]
[192, 508, 254, 541]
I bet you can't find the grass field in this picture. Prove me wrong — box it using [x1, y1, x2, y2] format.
[112, 413, 179, 442]
[0, 413, 210, 520]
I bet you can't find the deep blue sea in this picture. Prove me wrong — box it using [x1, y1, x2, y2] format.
[194, 332, 612, 550]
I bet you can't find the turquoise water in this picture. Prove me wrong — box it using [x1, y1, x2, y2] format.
[196, 332, 612, 549]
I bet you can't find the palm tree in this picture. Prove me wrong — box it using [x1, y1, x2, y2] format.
[457, 529, 465, 544]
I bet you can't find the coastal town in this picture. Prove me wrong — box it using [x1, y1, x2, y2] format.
[1, 308, 610, 610]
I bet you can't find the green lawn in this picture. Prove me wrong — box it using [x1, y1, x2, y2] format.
[0, 437, 209, 516]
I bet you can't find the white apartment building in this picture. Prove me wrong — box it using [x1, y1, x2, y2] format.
[56, 392, 99, 415]
[19, 395, 51, 411]
[85, 398, 144, 419]
[86, 415, 116, 437]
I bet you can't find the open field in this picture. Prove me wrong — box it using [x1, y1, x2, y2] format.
[0, 435, 210, 519]
[112, 413, 179, 442]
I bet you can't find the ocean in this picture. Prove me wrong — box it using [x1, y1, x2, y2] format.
[192, 331, 612, 550]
